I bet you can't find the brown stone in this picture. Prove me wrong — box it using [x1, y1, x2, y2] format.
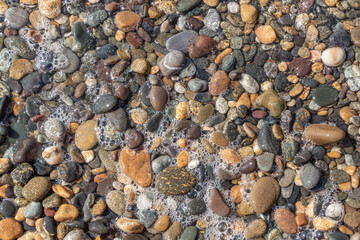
[154, 215, 171, 232]
[250, 177, 280, 214]
[165, 221, 183, 240]
[189, 35, 216, 58]
[209, 70, 230, 96]
[116, 85, 130, 101]
[150, 86, 168, 111]
[105, 2, 121, 12]
[344, 211, 360, 228]
[9, 59, 33, 80]
[116, 217, 144, 233]
[119, 146, 153, 187]
[75, 120, 98, 151]
[208, 188, 231, 217]
[244, 219, 267, 239]
[351, 27, 360, 47]
[126, 32, 143, 49]
[0, 218, 23, 240]
[274, 208, 298, 234]
[210, 132, 229, 147]
[304, 124, 345, 146]
[74, 83, 86, 98]
[220, 148, 241, 166]
[54, 204, 79, 222]
[255, 25, 276, 44]
[115, 11, 141, 32]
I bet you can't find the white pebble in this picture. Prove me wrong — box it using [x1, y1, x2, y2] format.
[351, 233, 360, 240]
[239, 73, 259, 94]
[325, 203, 344, 219]
[174, 82, 186, 93]
[260, 81, 273, 91]
[81, 150, 94, 163]
[215, 97, 228, 114]
[42, 146, 64, 166]
[227, 2, 240, 13]
[321, 47, 346, 67]
[188, 160, 200, 169]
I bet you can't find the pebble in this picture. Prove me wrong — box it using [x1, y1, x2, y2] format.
[321, 47, 346, 67]
[22, 177, 51, 201]
[150, 86, 168, 111]
[106, 190, 126, 215]
[256, 153, 274, 172]
[116, 217, 144, 233]
[108, 108, 128, 132]
[187, 198, 206, 215]
[255, 89, 286, 118]
[165, 221, 183, 240]
[75, 120, 98, 151]
[5, 7, 29, 29]
[166, 31, 198, 53]
[189, 35, 216, 58]
[93, 94, 117, 114]
[300, 163, 321, 190]
[0, 200, 15, 217]
[244, 219, 267, 239]
[304, 124, 345, 145]
[119, 146, 152, 187]
[256, 25, 277, 44]
[155, 167, 196, 196]
[125, 129, 143, 149]
[44, 118, 66, 142]
[239, 73, 259, 94]
[210, 132, 229, 147]
[154, 215, 171, 232]
[274, 208, 298, 234]
[180, 226, 198, 240]
[312, 85, 338, 107]
[159, 50, 185, 77]
[23, 201, 42, 219]
[0, 218, 23, 240]
[250, 177, 280, 214]
[209, 70, 230, 96]
[115, 11, 141, 32]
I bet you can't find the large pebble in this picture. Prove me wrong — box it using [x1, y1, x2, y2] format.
[321, 47, 346, 67]
[22, 176, 51, 201]
[166, 31, 198, 53]
[209, 70, 230, 96]
[274, 208, 297, 234]
[115, 11, 141, 32]
[208, 188, 231, 216]
[189, 35, 216, 58]
[255, 89, 286, 118]
[5, 7, 29, 29]
[155, 167, 196, 196]
[300, 163, 321, 190]
[75, 120, 98, 151]
[106, 190, 126, 215]
[159, 50, 185, 77]
[250, 177, 279, 214]
[0, 218, 23, 240]
[150, 86, 168, 111]
[304, 124, 345, 145]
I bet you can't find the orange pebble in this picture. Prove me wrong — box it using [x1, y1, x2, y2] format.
[177, 151, 189, 168]
[296, 213, 308, 226]
[94, 173, 107, 184]
[255, 25, 277, 44]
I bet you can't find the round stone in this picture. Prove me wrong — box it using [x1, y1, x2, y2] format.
[115, 11, 141, 32]
[255, 25, 276, 44]
[0, 218, 23, 240]
[274, 208, 297, 234]
[250, 177, 280, 214]
[22, 177, 51, 201]
[5, 7, 29, 29]
[150, 86, 168, 111]
[75, 120, 98, 151]
[209, 70, 230, 96]
[321, 47, 346, 67]
[125, 129, 143, 149]
[44, 118, 66, 142]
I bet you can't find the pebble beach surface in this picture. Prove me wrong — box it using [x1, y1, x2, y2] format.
[2, 0, 360, 239]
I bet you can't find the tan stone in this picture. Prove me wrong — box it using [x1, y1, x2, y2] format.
[116, 217, 144, 233]
[0, 218, 23, 240]
[154, 215, 171, 232]
[119, 146, 153, 187]
[75, 120, 98, 151]
[220, 148, 241, 166]
[240, 4, 257, 24]
[304, 124, 345, 145]
[313, 217, 337, 231]
[115, 11, 141, 32]
[255, 25, 277, 44]
[9, 59, 33, 80]
[38, 0, 61, 18]
[54, 204, 79, 222]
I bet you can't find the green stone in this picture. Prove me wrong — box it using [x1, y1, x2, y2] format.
[198, 104, 214, 124]
[312, 85, 338, 107]
[180, 226, 198, 240]
[281, 138, 300, 162]
[155, 167, 196, 196]
[177, 0, 201, 12]
[345, 197, 360, 209]
[330, 169, 350, 184]
[255, 89, 286, 118]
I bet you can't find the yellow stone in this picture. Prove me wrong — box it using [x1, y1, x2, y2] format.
[75, 120, 98, 151]
[220, 148, 241, 166]
[176, 102, 190, 120]
[339, 106, 356, 123]
[313, 217, 337, 231]
[177, 151, 189, 168]
[9, 59, 33, 80]
[204, 0, 219, 7]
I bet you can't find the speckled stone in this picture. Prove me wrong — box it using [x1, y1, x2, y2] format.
[155, 167, 196, 196]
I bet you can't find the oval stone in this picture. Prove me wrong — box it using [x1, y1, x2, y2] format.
[155, 167, 196, 196]
[250, 177, 279, 214]
[304, 124, 345, 146]
[321, 47, 346, 67]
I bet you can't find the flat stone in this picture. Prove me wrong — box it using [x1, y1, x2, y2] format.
[304, 124, 345, 145]
[187, 198, 206, 215]
[166, 31, 198, 53]
[274, 208, 297, 234]
[75, 120, 98, 151]
[250, 177, 280, 214]
[155, 167, 196, 196]
[22, 176, 51, 201]
[256, 153, 274, 172]
[300, 163, 321, 190]
[312, 85, 338, 107]
[106, 190, 126, 215]
[208, 188, 230, 217]
[255, 89, 286, 118]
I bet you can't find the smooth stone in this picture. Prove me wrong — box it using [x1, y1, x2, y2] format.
[73, 22, 95, 50]
[10, 162, 34, 185]
[177, 0, 201, 12]
[115, 11, 141, 32]
[0, 200, 15, 217]
[75, 120, 98, 151]
[256, 153, 274, 172]
[24, 201, 42, 219]
[187, 124, 201, 139]
[22, 177, 51, 201]
[166, 31, 198, 53]
[4, 36, 35, 59]
[330, 169, 350, 184]
[165, 222, 183, 240]
[304, 124, 345, 145]
[98, 149, 117, 173]
[159, 50, 185, 77]
[108, 108, 128, 132]
[222, 55, 236, 72]
[244, 219, 267, 239]
[279, 169, 296, 188]
[189, 35, 216, 58]
[125, 129, 143, 149]
[152, 156, 171, 173]
[0, 218, 23, 240]
[116, 218, 144, 234]
[209, 70, 230, 96]
[274, 208, 297, 234]
[5, 7, 29, 29]
[155, 167, 196, 196]
[187, 198, 206, 215]
[208, 188, 231, 217]
[22, 72, 43, 94]
[63, 229, 91, 240]
[146, 112, 163, 132]
[250, 177, 280, 214]
[58, 161, 82, 182]
[44, 118, 66, 142]
[203, 9, 220, 31]
[198, 104, 214, 124]
[239, 158, 257, 173]
[293, 149, 312, 165]
[175, 120, 193, 132]
[281, 138, 300, 162]
[255, 89, 286, 118]
[140, 81, 152, 106]
[239, 73, 259, 94]
[321, 47, 346, 67]
[325, 203, 344, 219]
[89, 218, 110, 235]
[180, 226, 198, 240]
[300, 163, 321, 190]
[139, 210, 157, 228]
[119, 146, 153, 187]
[258, 124, 280, 154]
[150, 86, 168, 111]
[13, 137, 41, 164]
[289, 58, 311, 77]
[327, 232, 350, 240]
[312, 85, 338, 107]
[57, 48, 79, 73]
[93, 94, 117, 114]
[106, 190, 126, 215]
[43, 216, 56, 235]
[88, 10, 107, 27]
[188, 78, 208, 92]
